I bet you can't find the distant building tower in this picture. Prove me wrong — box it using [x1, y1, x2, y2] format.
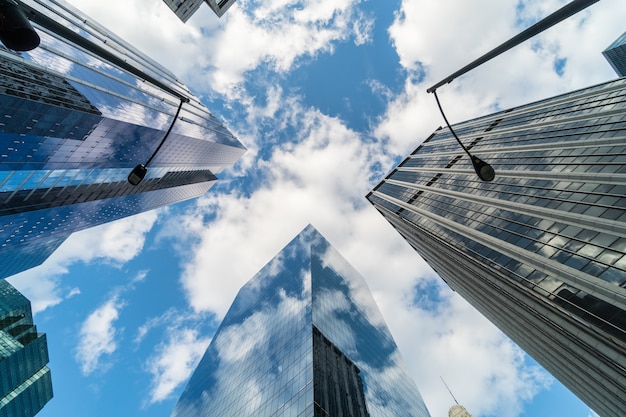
[171, 225, 431, 417]
[0, 279, 52, 416]
[162, 0, 237, 22]
[603, 30, 626, 76]
[162, 0, 203, 22]
[205, 0, 237, 17]
[367, 77, 626, 417]
[448, 405, 473, 417]
[0, 0, 245, 278]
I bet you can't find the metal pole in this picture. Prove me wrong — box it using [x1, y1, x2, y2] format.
[427, 0, 600, 93]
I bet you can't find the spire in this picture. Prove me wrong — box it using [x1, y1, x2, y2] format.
[440, 376, 459, 405]
[441, 377, 473, 417]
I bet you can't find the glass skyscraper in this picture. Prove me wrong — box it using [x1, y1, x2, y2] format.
[0, 279, 52, 417]
[603, 30, 626, 77]
[0, 0, 246, 278]
[171, 225, 431, 417]
[367, 78, 626, 417]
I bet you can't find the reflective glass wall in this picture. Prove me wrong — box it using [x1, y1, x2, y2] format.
[171, 225, 431, 417]
[0, 279, 53, 417]
[368, 77, 626, 417]
[603, 31, 626, 76]
[0, 0, 246, 278]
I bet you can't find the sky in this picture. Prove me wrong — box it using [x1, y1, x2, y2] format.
[6, 0, 625, 416]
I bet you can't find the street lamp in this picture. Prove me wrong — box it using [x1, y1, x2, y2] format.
[0, 0, 39, 51]
[426, 0, 599, 182]
[433, 90, 495, 182]
[0, 0, 193, 187]
[127, 97, 188, 186]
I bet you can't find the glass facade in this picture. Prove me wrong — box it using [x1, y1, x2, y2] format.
[603, 31, 626, 77]
[0, 279, 53, 417]
[171, 225, 431, 417]
[367, 77, 626, 417]
[0, 0, 246, 278]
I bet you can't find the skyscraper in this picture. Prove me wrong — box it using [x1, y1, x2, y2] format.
[0, 279, 52, 417]
[0, 0, 246, 278]
[603, 30, 626, 76]
[171, 225, 431, 417]
[367, 77, 626, 417]
[162, 0, 237, 22]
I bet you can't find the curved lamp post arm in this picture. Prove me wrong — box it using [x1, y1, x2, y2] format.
[128, 98, 186, 186]
[426, 0, 599, 181]
[433, 90, 495, 182]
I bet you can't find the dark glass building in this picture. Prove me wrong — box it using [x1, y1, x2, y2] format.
[367, 78, 626, 417]
[603, 30, 626, 77]
[171, 225, 431, 417]
[162, 0, 237, 22]
[0, 279, 52, 417]
[205, 0, 237, 17]
[0, 0, 246, 278]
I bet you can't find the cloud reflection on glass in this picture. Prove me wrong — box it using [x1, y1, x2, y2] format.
[171, 225, 431, 417]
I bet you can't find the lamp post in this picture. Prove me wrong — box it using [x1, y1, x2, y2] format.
[0, 0, 39, 51]
[2, 0, 193, 186]
[127, 97, 188, 186]
[427, 0, 600, 181]
[433, 90, 495, 182]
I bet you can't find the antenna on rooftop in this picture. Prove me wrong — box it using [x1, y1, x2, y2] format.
[440, 376, 459, 405]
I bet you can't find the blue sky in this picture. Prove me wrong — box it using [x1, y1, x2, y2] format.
[7, 0, 625, 416]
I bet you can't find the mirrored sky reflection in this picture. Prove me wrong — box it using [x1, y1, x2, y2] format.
[171, 225, 431, 417]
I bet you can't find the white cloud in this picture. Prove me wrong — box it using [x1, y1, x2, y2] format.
[167, 91, 409, 318]
[164, 81, 565, 417]
[68, 0, 372, 98]
[145, 327, 211, 404]
[379, 282, 553, 417]
[67, 287, 81, 298]
[8, 211, 158, 314]
[76, 294, 124, 375]
[376, 0, 624, 156]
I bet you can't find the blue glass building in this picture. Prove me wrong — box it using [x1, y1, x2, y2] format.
[0, 279, 52, 417]
[368, 78, 626, 417]
[0, 0, 246, 278]
[603, 30, 626, 77]
[171, 225, 431, 417]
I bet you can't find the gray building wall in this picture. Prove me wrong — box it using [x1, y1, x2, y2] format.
[368, 78, 626, 417]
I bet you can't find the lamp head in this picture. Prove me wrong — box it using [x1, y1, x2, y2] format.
[128, 164, 147, 186]
[0, 0, 40, 51]
[471, 155, 495, 182]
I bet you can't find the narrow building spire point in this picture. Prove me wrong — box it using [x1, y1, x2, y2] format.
[440, 376, 459, 405]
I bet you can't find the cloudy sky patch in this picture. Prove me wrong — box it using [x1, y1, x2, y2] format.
[22, 0, 625, 416]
